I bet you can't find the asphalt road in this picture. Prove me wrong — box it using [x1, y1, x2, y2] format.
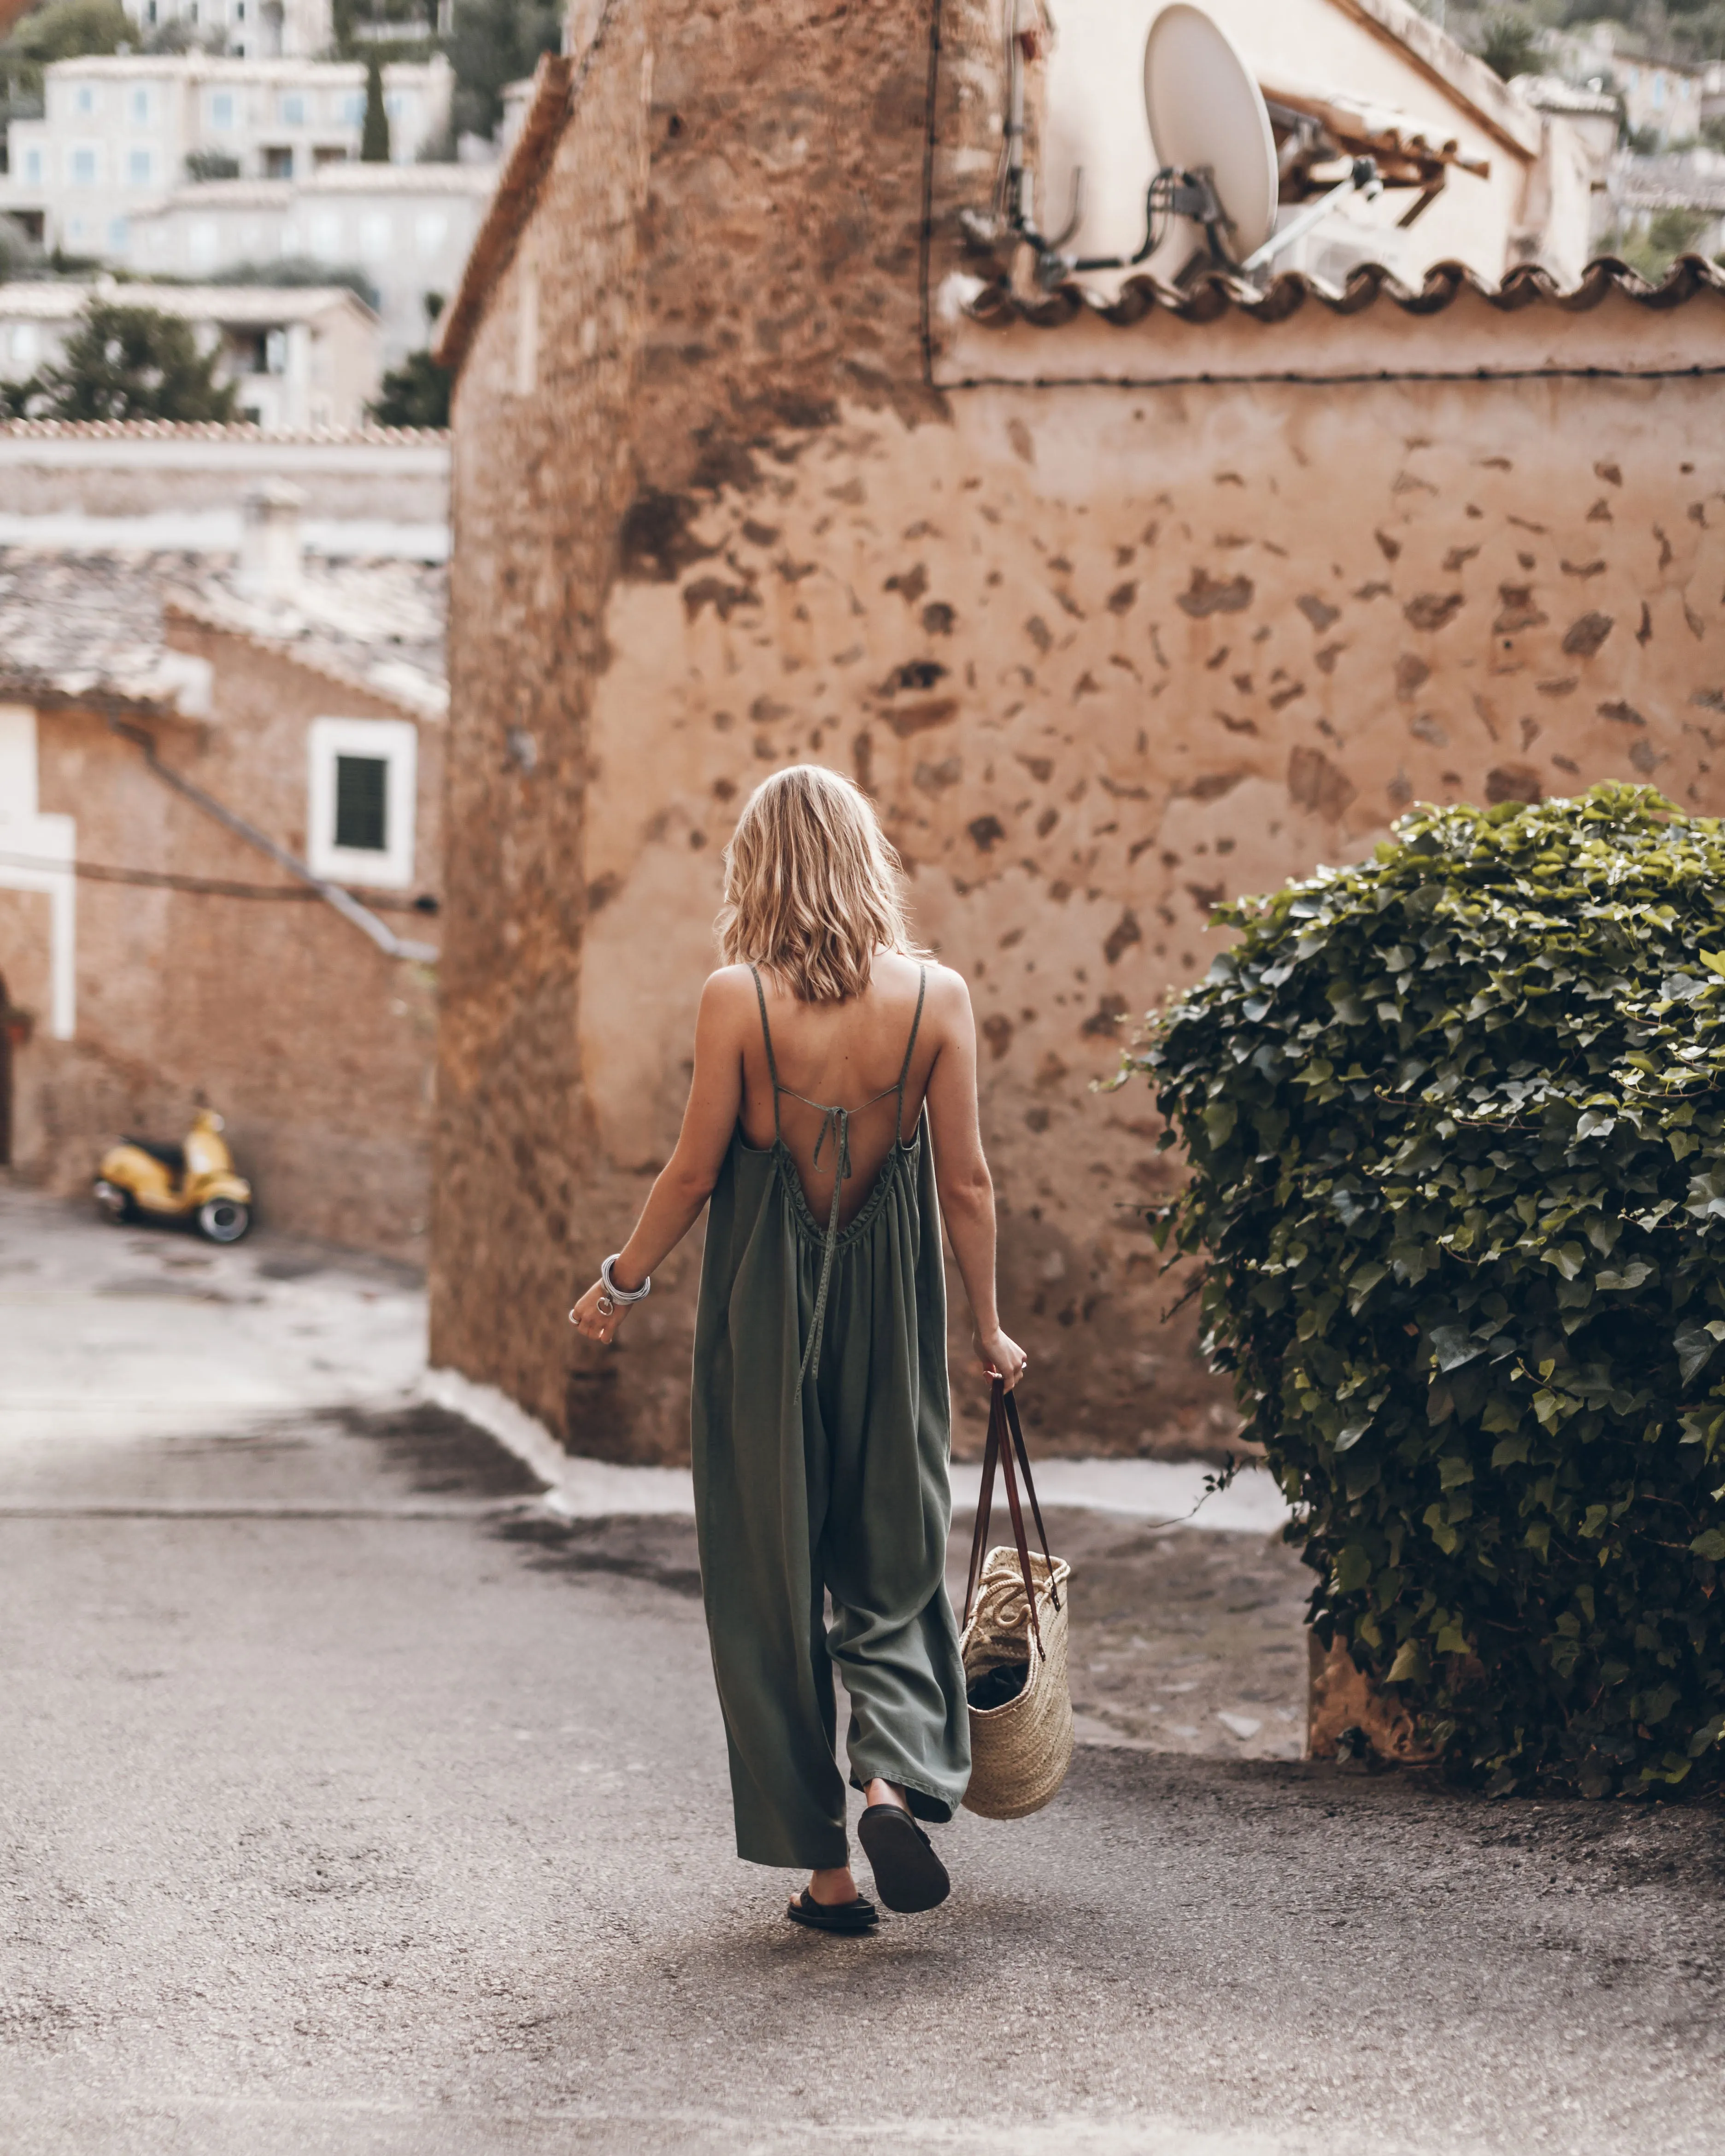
[3, 1192, 1724, 2155]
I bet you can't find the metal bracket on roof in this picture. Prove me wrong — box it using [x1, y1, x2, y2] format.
[107, 717, 439, 966]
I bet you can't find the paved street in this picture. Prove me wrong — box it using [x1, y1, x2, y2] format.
[3, 1187, 1724, 2155]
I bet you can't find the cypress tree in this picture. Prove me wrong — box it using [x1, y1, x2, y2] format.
[361, 52, 391, 163]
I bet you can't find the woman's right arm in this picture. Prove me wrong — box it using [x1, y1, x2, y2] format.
[569, 969, 747, 1346]
[923, 969, 1028, 1390]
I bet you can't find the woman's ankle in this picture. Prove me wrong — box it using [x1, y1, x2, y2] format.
[809, 1863, 857, 1905]
[864, 1776, 910, 1812]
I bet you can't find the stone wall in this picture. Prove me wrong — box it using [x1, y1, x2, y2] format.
[432, 0, 1725, 1463]
[0, 423, 449, 529]
[9, 623, 442, 1261]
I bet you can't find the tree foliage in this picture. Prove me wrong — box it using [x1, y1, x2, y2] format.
[1131, 787, 1725, 1797]
[7, 301, 236, 422]
[444, 0, 561, 143]
[1470, 9, 1541, 81]
[1598, 209, 1719, 285]
[367, 346, 449, 428]
[210, 255, 381, 311]
[1445, 0, 1725, 65]
[0, 0, 129, 101]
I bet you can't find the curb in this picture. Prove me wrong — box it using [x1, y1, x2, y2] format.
[419, 1366, 697, 1517]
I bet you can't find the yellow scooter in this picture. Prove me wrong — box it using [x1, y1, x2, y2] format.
[94, 1107, 252, 1243]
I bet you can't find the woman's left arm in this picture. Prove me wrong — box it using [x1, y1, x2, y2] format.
[569, 970, 747, 1345]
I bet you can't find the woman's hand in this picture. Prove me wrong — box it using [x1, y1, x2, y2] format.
[975, 1326, 1029, 1391]
[569, 1278, 634, 1347]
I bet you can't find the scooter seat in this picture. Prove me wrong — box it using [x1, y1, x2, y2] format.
[123, 1137, 186, 1175]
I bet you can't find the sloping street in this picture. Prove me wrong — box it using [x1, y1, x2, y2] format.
[1, 1186, 1722, 2156]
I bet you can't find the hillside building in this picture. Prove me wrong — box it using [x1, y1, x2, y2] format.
[121, 0, 334, 61]
[126, 160, 495, 363]
[0, 279, 381, 430]
[0, 53, 453, 258]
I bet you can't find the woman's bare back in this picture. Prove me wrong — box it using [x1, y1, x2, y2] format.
[737, 951, 940, 1230]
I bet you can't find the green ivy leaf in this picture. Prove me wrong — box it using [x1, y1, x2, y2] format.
[1387, 1640, 1429, 1684]
[1346, 1262, 1386, 1314]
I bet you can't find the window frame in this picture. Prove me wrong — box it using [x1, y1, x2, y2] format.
[306, 715, 417, 889]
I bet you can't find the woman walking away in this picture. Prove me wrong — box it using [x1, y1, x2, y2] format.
[569, 766, 1027, 1933]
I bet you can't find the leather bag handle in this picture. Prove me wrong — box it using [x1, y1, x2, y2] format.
[962, 1377, 1060, 1652]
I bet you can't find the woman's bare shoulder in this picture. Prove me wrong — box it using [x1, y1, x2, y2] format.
[698, 965, 760, 1026]
[912, 957, 974, 1037]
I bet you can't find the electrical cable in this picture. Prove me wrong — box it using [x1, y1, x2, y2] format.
[0, 848, 438, 912]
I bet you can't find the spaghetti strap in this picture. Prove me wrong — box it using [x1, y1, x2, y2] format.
[749, 964, 782, 1144]
[894, 965, 927, 1146]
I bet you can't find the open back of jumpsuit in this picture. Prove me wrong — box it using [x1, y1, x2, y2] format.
[690, 966, 971, 1870]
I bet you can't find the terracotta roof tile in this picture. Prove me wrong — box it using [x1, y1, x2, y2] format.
[961, 252, 1725, 333]
[0, 546, 447, 717]
[0, 419, 447, 445]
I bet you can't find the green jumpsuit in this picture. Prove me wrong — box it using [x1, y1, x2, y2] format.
[690, 966, 971, 1870]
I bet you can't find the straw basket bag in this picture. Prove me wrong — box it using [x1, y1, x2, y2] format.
[959, 1378, 1073, 1820]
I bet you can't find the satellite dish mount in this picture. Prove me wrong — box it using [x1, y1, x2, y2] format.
[997, 2, 1379, 289]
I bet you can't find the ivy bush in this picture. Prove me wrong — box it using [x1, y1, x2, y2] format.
[1132, 785, 1725, 1795]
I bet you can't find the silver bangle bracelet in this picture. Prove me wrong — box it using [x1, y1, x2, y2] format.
[600, 1254, 652, 1305]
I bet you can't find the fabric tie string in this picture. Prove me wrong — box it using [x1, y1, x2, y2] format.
[800, 1104, 851, 1384]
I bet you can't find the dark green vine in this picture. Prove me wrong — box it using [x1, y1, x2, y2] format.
[1128, 784, 1725, 1796]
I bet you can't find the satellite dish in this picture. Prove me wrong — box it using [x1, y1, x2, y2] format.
[1142, 5, 1278, 262]
[986, 0, 1379, 287]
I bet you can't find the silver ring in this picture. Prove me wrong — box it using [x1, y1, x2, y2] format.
[597, 1292, 616, 1318]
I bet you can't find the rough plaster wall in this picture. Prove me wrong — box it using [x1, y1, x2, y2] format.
[429, 3, 652, 1439]
[0, 450, 448, 524]
[578, 372, 1725, 1461]
[10, 631, 441, 1261]
[432, 0, 1725, 1464]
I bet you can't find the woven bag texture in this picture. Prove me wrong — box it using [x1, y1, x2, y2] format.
[960, 1543, 1074, 1820]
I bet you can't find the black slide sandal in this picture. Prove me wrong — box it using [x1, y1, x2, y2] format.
[786, 1889, 879, 1933]
[857, 1804, 950, 1913]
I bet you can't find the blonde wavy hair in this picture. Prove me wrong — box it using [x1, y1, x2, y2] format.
[716, 765, 921, 1002]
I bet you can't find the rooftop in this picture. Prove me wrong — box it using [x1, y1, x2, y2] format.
[940, 254, 1725, 389]
[0, 545, 447, 718]
[0, 418, 445, 446]
[0, 281, 377, 327]
[39, 53, 448, 81]
[960, 251, 1725, 332]
[1513, 74, 1620, 119]
[299, 162, 496, 197]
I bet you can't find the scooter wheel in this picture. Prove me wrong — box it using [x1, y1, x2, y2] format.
[198, 1198, 251, 1243]
[93, 1179, 135, 1224]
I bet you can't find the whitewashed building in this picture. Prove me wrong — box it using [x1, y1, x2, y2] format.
[0, 53, 455, 259]
[122, 0, 334, 63]
[0, 281, 382, 431]
[128, 160, 494, 361]
[1546, 24, 1705, 149]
